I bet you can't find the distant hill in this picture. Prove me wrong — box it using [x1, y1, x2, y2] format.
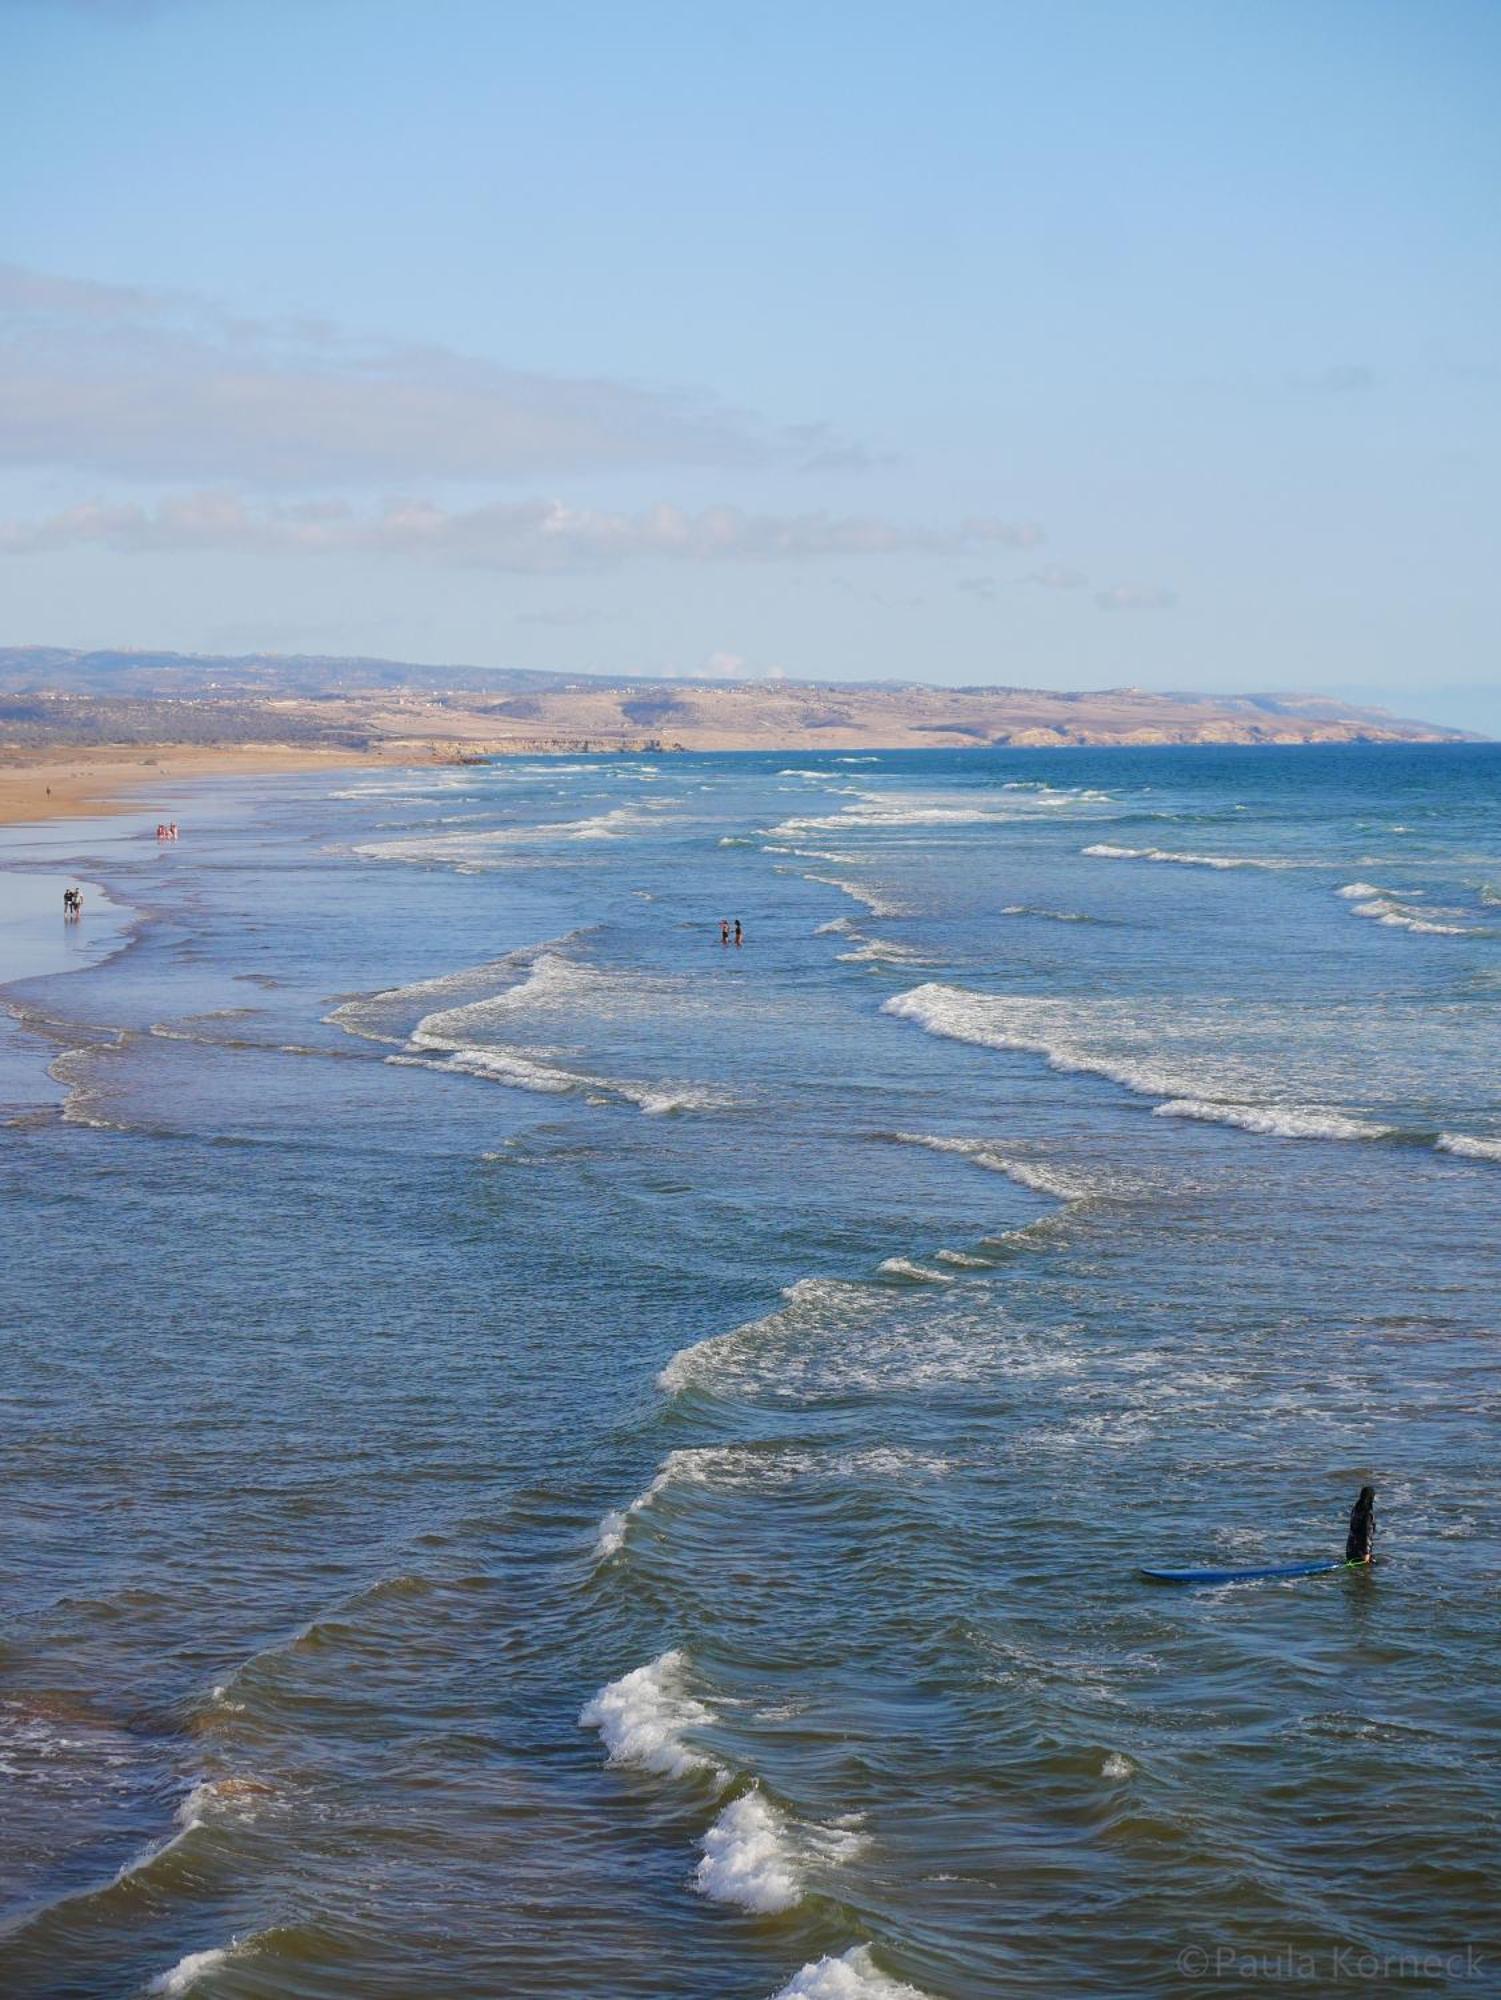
[0, 646, 1477, 753]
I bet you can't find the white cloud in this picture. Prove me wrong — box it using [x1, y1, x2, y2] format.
[0, 263, 852, 483]
[0, 490, 1048, 572]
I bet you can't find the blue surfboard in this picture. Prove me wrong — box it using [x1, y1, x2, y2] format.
[1140, 1559, 1354, 1585]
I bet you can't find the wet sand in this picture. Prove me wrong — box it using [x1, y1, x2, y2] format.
[0, 744, 409, 826]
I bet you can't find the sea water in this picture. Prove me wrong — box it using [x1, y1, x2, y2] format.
[1, 745, 1497, 1998]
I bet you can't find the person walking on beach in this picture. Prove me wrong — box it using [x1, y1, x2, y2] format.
[1346, 1485, 1376, 1564]
[734, 918, 743, 947]
[720, 919, 730, 946]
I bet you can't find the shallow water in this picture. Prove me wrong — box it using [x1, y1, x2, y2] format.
[1, 746, 1498, 1998]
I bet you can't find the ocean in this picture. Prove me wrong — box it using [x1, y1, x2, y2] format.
[1, 744, 1498, 1999]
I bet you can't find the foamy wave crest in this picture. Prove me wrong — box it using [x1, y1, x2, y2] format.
[1436, 1132, 1501, 1162]
[883, 991, 1401, 1156]
[598, 1443, 951, 1557]
[882, 987, 1176, 1101]
[394, 1047, 723, 1115]
[356, 804, 655, 866]
[325, 933, 595, 1044]
[882, 1130, 1084, 1199]
[1083, 843, 1292, 870]
[657, 1277, 872, 1398]
[1344, 892, 1469, 935]
[396, 955, 729, 1114]
[1153, 1099, 1394, 1142]
[768, 1945, 935, 2000]
[1337, 882, 1383, 899]
[878, 1257, 955, 1283]
[594, 1448, 722, 1559]
[150, 1948, 232, 1995]
[838, 937, 935, 967]
[802, 874, 908, 917]
[579, 1650, 722, 1783]
[694, 1789, 803, 1913]
[1000, 904, 1096, 923]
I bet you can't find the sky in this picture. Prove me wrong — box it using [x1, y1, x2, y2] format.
[3, 0, 1498, 726]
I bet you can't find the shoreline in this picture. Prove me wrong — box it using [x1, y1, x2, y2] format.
[0, 741, 449, 828]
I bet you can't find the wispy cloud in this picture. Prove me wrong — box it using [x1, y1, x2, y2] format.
[1288, 362, 1375, 396]
[1094, 583, 1176, 612]
[0, 264, 863, 483]
[0, 490, 1047, 572]
[1026, 564, 1089, 590]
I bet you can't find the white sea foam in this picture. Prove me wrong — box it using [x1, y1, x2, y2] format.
[355, 804, 657, 866]
[816, 916, 859, 935]
[392, 953, 729, 1115]
[878, 1256, 955, 1283]
[657, 1277, 873, 1397]
[1083, 843, 1295, 870]
[1345, 894, 1468, 935]
[694, 1789, 803, 1912]
[1436, 1132, 1501, 1162]
[934, 1248, 995, 1268]
[593, 1449, 721, 1559]
[1337, 881, 1384, 899]
[325, 933, 596, 1043]
[802, 875, 908, 917]
[598, 1445, 947, 1555]
[1101, 1753, 1134, 1780]
[883, 990, 1400, 1154]
[883, 1129, 1083, 1198]
[1000, 904, 1095, 923]
[768, 1945, 934, 2000]
[150, 1948, 231, 1995]
[400, 1046, 725, 1116]
[838, 937, 934, 966]
[579, 1650, 721, 1783]
[883, 984, 1178, 1102]
[1153, 1099, 1394, 1143]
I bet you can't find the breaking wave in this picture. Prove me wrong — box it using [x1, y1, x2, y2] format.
[1436, 1132, 1501, 1162]
[694, 1789, 803, 1913]
[768, 1945, 936, 2000]
[1338, 886, 1470, 935]
[1083, 843, 1299, 870]
[881, 986, 1423, 1154]
[579, 1650, 722, 1784]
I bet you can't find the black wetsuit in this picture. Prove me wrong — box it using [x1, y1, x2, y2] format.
[1345, 1493, 1376, 1563]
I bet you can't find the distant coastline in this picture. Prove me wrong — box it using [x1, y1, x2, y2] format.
[0, 644, 1479, 824]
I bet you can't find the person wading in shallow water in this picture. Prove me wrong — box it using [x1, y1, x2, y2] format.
[720, 919, 730, 946]
[1346, 1485, 1376, 1564]
[734, 918, 743, 947]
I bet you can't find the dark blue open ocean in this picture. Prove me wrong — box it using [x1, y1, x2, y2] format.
[2, 745, 1498, 1998]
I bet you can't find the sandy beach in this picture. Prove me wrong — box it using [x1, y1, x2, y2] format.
[0, 742, 422, 826]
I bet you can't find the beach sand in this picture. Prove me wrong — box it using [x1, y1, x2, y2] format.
[0, 742, 429, 826]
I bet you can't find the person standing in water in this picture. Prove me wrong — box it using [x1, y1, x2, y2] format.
[734, 918, 743, 947]
[1345, 1485, 1376, 1564]
[720, 919, 730, 946]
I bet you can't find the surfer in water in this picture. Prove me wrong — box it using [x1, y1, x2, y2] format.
[1345, 1485, 1376, 1564]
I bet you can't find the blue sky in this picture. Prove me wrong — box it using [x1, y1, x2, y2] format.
[4, 0, 1498, 724]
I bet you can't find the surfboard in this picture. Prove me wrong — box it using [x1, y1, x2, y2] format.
[1139, 1560, 1354, 1585]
